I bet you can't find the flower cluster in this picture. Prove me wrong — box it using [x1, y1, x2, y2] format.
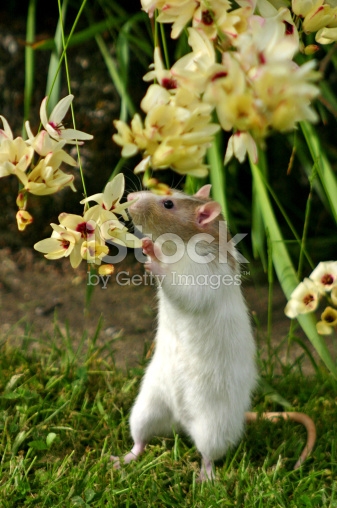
[113, 0, 322, 174]
[34, 173, 141, 270]
[0, 95, 93, 230]
[292, 0, 337, 45]
[285, 261, 337, 335]
[113, 79, 219, 178]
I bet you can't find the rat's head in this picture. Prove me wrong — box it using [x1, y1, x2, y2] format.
[127, 185, 223, 243]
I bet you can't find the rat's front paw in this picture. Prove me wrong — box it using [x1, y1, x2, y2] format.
[142, 237, 155, 258]
[142, 238, 166, 276]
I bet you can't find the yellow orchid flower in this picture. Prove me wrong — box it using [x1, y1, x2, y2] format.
[309, 261, 337, 292]
[16, 210, 33, 231]
[81, 240, 109, 265]
[0, 116, 34, 179]
[80, 173, 130, 222]
[34, 224, 83, 268]
[316, 306, 337, 335]
[25, 124, 67, 156]
[284, 278, 321, 318]
[40, 95, 93, 145]
[22, 151, 76, 196]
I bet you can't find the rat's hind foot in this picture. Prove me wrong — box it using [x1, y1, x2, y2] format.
[110, 442, 146, 469]
[198, 457, 215, 482]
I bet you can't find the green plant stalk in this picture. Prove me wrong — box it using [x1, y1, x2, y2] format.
[44, 0, 88, 111]
[108, 157, 126, 181]
[46, 0, 69, 110]
[254, 150, 314, 270]
[115, 14, 151, 122]
[300, 120, 337, 224]
[63, 0, 90, 200]
[160, 21, 170, 68]
[24, 0, 36, 124]
[33, 16, 133, 51]
[297, 187, 313, 281]
[250, 154, 337, 378]
[292, 134, 329, 211]
[207, 134, 229, 221]
[266, 229, 274, 371]
[251, 148, 267, 270]
[94, 33, 135, 121]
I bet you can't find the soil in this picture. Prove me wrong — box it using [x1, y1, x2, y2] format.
[0, 246, 333, 375]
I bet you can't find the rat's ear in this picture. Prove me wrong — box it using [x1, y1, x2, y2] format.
[194, 184, 212, 199]
[196, 201, 222, 226]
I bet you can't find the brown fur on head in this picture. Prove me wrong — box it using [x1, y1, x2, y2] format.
[127, 185, 237, 269]
[127, 186, 224, 243]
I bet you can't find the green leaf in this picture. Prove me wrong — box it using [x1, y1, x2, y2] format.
[259, 379, 293, 410]
[94, 32, 135, 120]
[208, 132, 229, 221]
[24, 0, 36, 124]
[45, 0, 69, 109]
[251, 149, 267, 269]
[46, 432, 57, 448]
[300, 121, 337, 224]
[250, 155, 337, 378]
[28, 440, 48, 450]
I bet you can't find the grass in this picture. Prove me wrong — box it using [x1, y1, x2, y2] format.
[0, 320, 336, 508]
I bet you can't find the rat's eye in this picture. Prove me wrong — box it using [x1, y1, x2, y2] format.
[163, 200, 174, 209]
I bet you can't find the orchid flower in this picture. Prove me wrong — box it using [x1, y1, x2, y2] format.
[80, 173, 131, 222]
[284, 278, 321, 318]
[40, 95, 93, 144]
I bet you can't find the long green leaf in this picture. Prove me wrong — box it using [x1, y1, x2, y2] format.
[250, 156, 337, 378]
[300, 121, 337, 224]
[24, 0, 36, 124]
[251, 149, 267, 269]
[45, 0, 69, 109]
[31, 15, 132, 51]
[208, 133, 229, 221]
[94, 33, 135, 120]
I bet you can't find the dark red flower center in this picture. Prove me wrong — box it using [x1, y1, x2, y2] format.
[162, 77, 177, 90]
[283, 20, 294, 35]
[211, 71, 228, 82]
[303, 294, 315, 306]
[49, 121, 62, 135]
[325, 312, 336, 323]
[321, 274, 334, 286]
[76, 221, 95, 238]
[202, 9, 214, 26]
[61, 239, 70, 249]
[258, 52, 266, 65]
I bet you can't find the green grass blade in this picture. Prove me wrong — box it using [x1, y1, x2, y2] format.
[250, 155, 337, 377]
[300, 120, 337, 223]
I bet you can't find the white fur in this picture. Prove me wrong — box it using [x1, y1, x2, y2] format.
[129, 250, 257, 463]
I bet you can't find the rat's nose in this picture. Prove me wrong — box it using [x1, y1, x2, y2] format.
[127, 192, 136, 202]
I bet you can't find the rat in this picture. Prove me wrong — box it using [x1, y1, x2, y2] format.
[111, 185, 316, 480]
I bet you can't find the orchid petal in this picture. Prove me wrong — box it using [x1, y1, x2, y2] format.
[49, 94, 74, 125]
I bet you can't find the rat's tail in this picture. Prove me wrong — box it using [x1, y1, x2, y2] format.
[245, 411, 316, 470]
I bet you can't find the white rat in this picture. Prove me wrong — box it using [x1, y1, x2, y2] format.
[111, 185, 316, 480]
